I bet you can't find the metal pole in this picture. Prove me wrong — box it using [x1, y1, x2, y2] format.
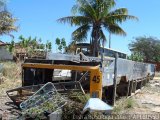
[112, 53, 118, 106]
[109, 32, 111, 48]
[100, 39, 105, 67]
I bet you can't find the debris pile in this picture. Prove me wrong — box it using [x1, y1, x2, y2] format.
[21, 94, 66, 119]
[13, 82, 91, 119]
[18, 82, 66, 119]
[62, 91, 89, 119]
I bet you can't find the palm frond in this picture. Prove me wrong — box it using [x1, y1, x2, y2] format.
[105, 14, 138, 24]
[96, 0, 116, 18]
[57, 16, 91, 26]
[72, 24, 90, 42]
[98, 0, 116, 19]
[104, 23, 126, 36]
[99, 29, 107, 42]
[72, 0, 97, 20]
[108, 8, 129, 15]
[103, 8, 138, 24]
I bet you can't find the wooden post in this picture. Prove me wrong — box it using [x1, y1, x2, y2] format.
[134, 80, 137, 92]
[126, 80, 131, 97]
[132, 81, 136, 93]
[147, 75, 150, 83]
[144, 77, 147, 86]
[140, 78, 143, 89]
[129, 80, 133, 96]
[22, 68, 24, 86]
[112, 53, 118, 106]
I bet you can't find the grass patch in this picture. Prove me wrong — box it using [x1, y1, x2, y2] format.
[125, 98, 135, 108]
[68, 92, 90, 104]
[113, 97, 137, 114]
[113, 105, 123, 113]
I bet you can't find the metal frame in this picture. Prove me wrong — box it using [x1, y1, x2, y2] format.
[22, 63, 103, 99]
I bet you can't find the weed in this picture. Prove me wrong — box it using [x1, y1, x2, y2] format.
[125, 98, 135, 108]
[113, 105, 122, 113]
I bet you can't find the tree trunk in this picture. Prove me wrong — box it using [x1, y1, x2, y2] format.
[92, 23, 100, 57]
[92, 27, 100, 57]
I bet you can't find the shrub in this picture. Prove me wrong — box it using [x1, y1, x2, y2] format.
[125, 98, 135, 108]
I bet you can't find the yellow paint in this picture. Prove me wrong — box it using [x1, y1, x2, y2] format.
[90, 69, 102, 99]
[22, 63, 102, 99]
[22, 63, 99, 71]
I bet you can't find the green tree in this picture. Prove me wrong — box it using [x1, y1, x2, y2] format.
[46, 40, 52, 52]
[39, 44, 45, 49]
[55, 37, 66, 53]
[0, 0, 17, 36]
[19, 35, 26, 48]
[8, 39, 14, 53]
[129, 36, 160, 62]
[58, 0, 137, 56]
[61, 38, 66, 49]
[128, 53, 143, 62]
[31, 37, 38, 49]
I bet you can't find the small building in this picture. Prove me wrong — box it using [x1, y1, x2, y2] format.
[0, 41, 13, 60]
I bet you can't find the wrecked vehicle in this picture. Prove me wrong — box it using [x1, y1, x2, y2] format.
[6, 52, 155, 119]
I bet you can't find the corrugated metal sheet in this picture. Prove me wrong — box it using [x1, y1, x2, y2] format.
[102, 58, 155, 87]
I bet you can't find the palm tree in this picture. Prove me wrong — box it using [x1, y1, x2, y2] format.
[46, 40, 52, 52]
[8, 40, 15, 53]
[0, 0, 17, 36]
[58, 0, 138, 56]
[55, 37, 67, 53]
[19, 35, 26, 48]
[30, 37, 38, 50]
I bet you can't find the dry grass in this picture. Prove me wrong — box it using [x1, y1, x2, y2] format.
[0, 61, 22, 96]
[113, 97, 138, 114]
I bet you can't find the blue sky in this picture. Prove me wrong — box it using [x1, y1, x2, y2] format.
[1, 0, 160, 54]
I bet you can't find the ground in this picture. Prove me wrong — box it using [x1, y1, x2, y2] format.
[0, 62, 160, 119]
[114, 79, 160, 114]
[113, 74, 160, 119]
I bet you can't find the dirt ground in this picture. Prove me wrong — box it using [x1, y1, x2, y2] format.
[132, 80, 160, 113]
[0, 62, 160, 119]
[114, 78, 160, 113]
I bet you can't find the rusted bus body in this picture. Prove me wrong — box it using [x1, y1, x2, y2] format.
[21, 57, 155, 101]
[102, 58, 155, 103]
[22, 59, 103, 99]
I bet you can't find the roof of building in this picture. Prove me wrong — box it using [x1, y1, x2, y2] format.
[76, 43, 127, 54]
[0, 40, 10, 46]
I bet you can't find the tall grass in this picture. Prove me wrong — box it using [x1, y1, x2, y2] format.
[2, 61, 21, 79]
[0, 61, 22, 96]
